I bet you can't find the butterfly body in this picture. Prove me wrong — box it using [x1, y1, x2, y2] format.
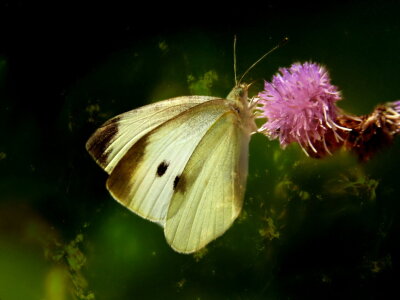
[87, 84, 257, 253]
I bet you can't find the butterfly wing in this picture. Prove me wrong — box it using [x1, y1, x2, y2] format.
[105, 99, 235, 223]
[164, 109, 250, 253]
[86, 96, 219, 174]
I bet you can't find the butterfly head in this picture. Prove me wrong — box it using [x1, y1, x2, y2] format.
[226, 83, 258, 134]
[227, 83, 250, 103]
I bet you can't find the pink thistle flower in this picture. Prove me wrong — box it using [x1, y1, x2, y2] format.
[258, 62, 349, 156]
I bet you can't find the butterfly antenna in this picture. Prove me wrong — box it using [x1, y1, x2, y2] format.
[238, 37, 289, 85]
[234, 35, 238, 86]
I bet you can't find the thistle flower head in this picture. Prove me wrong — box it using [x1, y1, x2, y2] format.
[258, 62, 346, 156]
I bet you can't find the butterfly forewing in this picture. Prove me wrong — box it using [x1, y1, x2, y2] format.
[86, 96, 219, 174]
[106, 99, 234, 223]
[164, 110, 250, 253]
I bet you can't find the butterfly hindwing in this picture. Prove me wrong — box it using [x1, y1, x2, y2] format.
[106, 99, 234, 223]
[164, 109, 250, 253]
[86, 96, 219, 174]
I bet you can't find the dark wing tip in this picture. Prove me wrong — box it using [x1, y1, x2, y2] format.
[86, 116, 121, 167]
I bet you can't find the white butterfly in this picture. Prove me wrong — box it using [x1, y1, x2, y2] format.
[86, 84, 258, 253]
[86, 40, 284, 253]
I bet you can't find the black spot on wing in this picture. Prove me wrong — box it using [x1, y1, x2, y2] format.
[168, 174, 188, 218]
[173, 174, 186, 193]
[157, 161, 169, 177]
[173, 176, 180, 189]
[86, 116, 120, 167]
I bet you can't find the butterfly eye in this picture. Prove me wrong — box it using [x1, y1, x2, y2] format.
[232, 87, 244, 99]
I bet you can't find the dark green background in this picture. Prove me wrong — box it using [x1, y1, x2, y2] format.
[1, 1, 399, 299]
